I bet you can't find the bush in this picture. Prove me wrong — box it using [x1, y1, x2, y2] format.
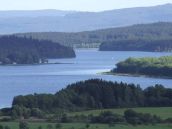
[124, 109, 161, 125]
[55, 123, 62, 129]
[47, 124, 53, 129]
[85, 123, 90, 128]
[4, 126, 10, 129]
[0, 125, 3, 129]
[61, 114, 72, 123]
[91, 111, 124, 124]
[19, 121, 29, 129]
[165, 118, 172, 123]
[38, 126, 42, 129]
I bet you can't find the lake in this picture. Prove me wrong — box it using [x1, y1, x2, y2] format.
[0, 49, 172, 108]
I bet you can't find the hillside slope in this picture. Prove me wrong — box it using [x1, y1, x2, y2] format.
[16, 22, 172, 48]
[0, 36, 75, 64]
[1, 4, 172, 34]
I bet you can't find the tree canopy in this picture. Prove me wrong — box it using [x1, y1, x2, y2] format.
[0, 36, 75, 64]
[99, 39, 172, 52]
[113, 56, 172, 77]
[12, 79, 172, 114]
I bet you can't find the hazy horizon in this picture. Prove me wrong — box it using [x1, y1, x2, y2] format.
[0, 0, 172, 12]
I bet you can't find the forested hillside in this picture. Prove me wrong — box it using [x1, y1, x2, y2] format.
[12, 79, 172, 113]
[99, 39, 172, 52]
[1, 4, 172, 34]
[112, 56, 172, 77]
[15, 22, 172, 48]
[0, 36, 75, 64]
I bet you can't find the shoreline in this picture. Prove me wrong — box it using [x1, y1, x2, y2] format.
[0, 62, 74, 66]
[101, 71, 172, 80]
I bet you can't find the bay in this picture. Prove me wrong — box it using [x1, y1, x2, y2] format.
[0, 49, 172, 108]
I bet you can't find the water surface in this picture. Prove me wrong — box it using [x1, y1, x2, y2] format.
[0, 49, 172, 108]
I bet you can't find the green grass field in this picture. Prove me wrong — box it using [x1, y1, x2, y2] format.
[0, 122, 172, 129]
[69, 107, 172, 119]
[0, 107, 172, 129]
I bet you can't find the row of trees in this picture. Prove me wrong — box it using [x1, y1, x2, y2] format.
[113, 56, 172, 77]
[99, 39, 172, 52]
[0, 36, 75, 64]
[11, 105, 45, 119]
[11, 79, 172, 117]
[0, 125, 10, 129]
[1, 110, 170, 129]
[46, 110, 170, 125]
[0, 121, 61, 129]
[91, 110, 162, 125]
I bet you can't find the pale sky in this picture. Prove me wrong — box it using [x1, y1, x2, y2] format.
[0, 0, 172, 11]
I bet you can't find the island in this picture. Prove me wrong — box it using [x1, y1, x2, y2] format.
[112, 56, 172, 78]
[0, 36, 76, 65]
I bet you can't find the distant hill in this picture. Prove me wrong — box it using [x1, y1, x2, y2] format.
[15, 22, 172, 48]
[99, 39, 172, 52]
[0, 10, 76, 18]
[1, 4, 172, 34]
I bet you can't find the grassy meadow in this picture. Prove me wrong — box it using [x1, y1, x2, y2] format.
[69, 107, 172, 119]
[0, 122, 172, 129]
[0, 107, 172, 129]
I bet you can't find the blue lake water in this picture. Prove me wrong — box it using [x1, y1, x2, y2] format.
[0, 49, 172, 108]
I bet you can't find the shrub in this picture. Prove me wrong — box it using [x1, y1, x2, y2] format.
[19, 121, 29, 129]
